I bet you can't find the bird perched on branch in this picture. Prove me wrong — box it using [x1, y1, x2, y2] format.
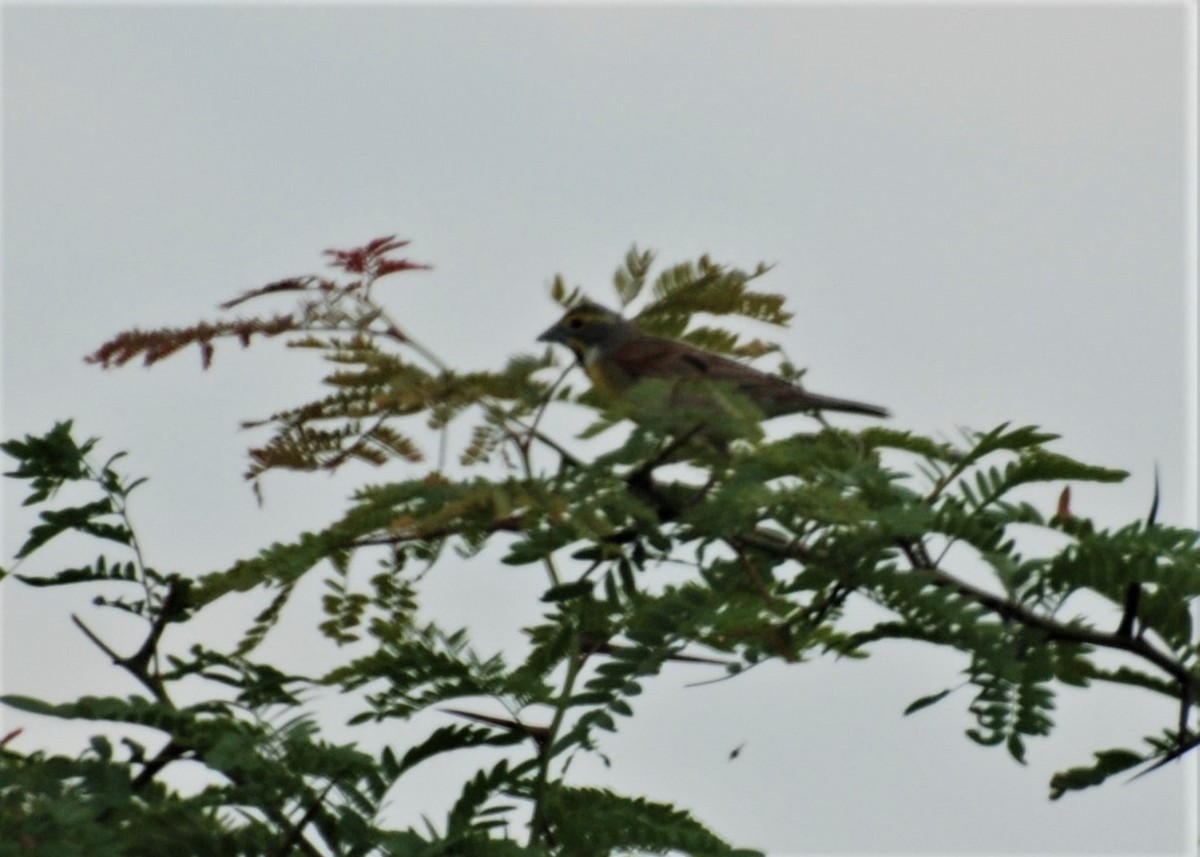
[537, 301, 888, 437]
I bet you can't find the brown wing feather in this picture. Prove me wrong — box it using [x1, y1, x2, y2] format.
[603, 336, 709, 380]
[605, 335, 763, 383]
[608, 334, 888, 418]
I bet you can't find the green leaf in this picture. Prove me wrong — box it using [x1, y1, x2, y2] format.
[541, 785, 762, 856]
[15, 500, 130, 559]
[903, 688, 953, 716]
[2, 420, 97, 505]
[1007, 734, 1027, 764]
[13, 556, 138, 588]
[1049, 749, 1144, 799]
[612, 245, 655, 307]
[392, 724, 525, 780]
[541, 581, 594, 602]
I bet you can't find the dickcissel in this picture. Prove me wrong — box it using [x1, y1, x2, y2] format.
[538, 301, 888, 437]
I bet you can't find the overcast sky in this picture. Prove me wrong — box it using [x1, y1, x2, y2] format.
[3, 3, 1196, 854]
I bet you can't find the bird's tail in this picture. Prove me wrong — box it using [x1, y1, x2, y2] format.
[802, 391, 889, 418]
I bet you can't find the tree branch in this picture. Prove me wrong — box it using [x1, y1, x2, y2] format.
[730, 527, 1200, 700]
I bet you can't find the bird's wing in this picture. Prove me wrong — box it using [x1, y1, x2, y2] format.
[605, 335, 754, 382]
[609, 335, 888, 418]
[607, 335, 791, 403]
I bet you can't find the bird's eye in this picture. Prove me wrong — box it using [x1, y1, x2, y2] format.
[567, 317, 584, 329]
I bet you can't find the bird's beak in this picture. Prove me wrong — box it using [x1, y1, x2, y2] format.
[537, 323, 564, 345]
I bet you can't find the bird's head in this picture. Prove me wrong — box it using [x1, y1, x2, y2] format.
[537, 300, 633, 362]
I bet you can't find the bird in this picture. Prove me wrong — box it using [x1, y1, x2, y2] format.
[537, 301, 888, 436]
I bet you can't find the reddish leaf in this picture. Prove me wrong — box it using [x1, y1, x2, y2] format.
[1056, 486, 1072, 520]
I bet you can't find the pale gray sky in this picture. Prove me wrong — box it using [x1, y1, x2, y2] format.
[2, 3, 1195, 854]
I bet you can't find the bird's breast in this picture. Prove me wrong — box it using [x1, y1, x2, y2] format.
[580, 346, 630, 399]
